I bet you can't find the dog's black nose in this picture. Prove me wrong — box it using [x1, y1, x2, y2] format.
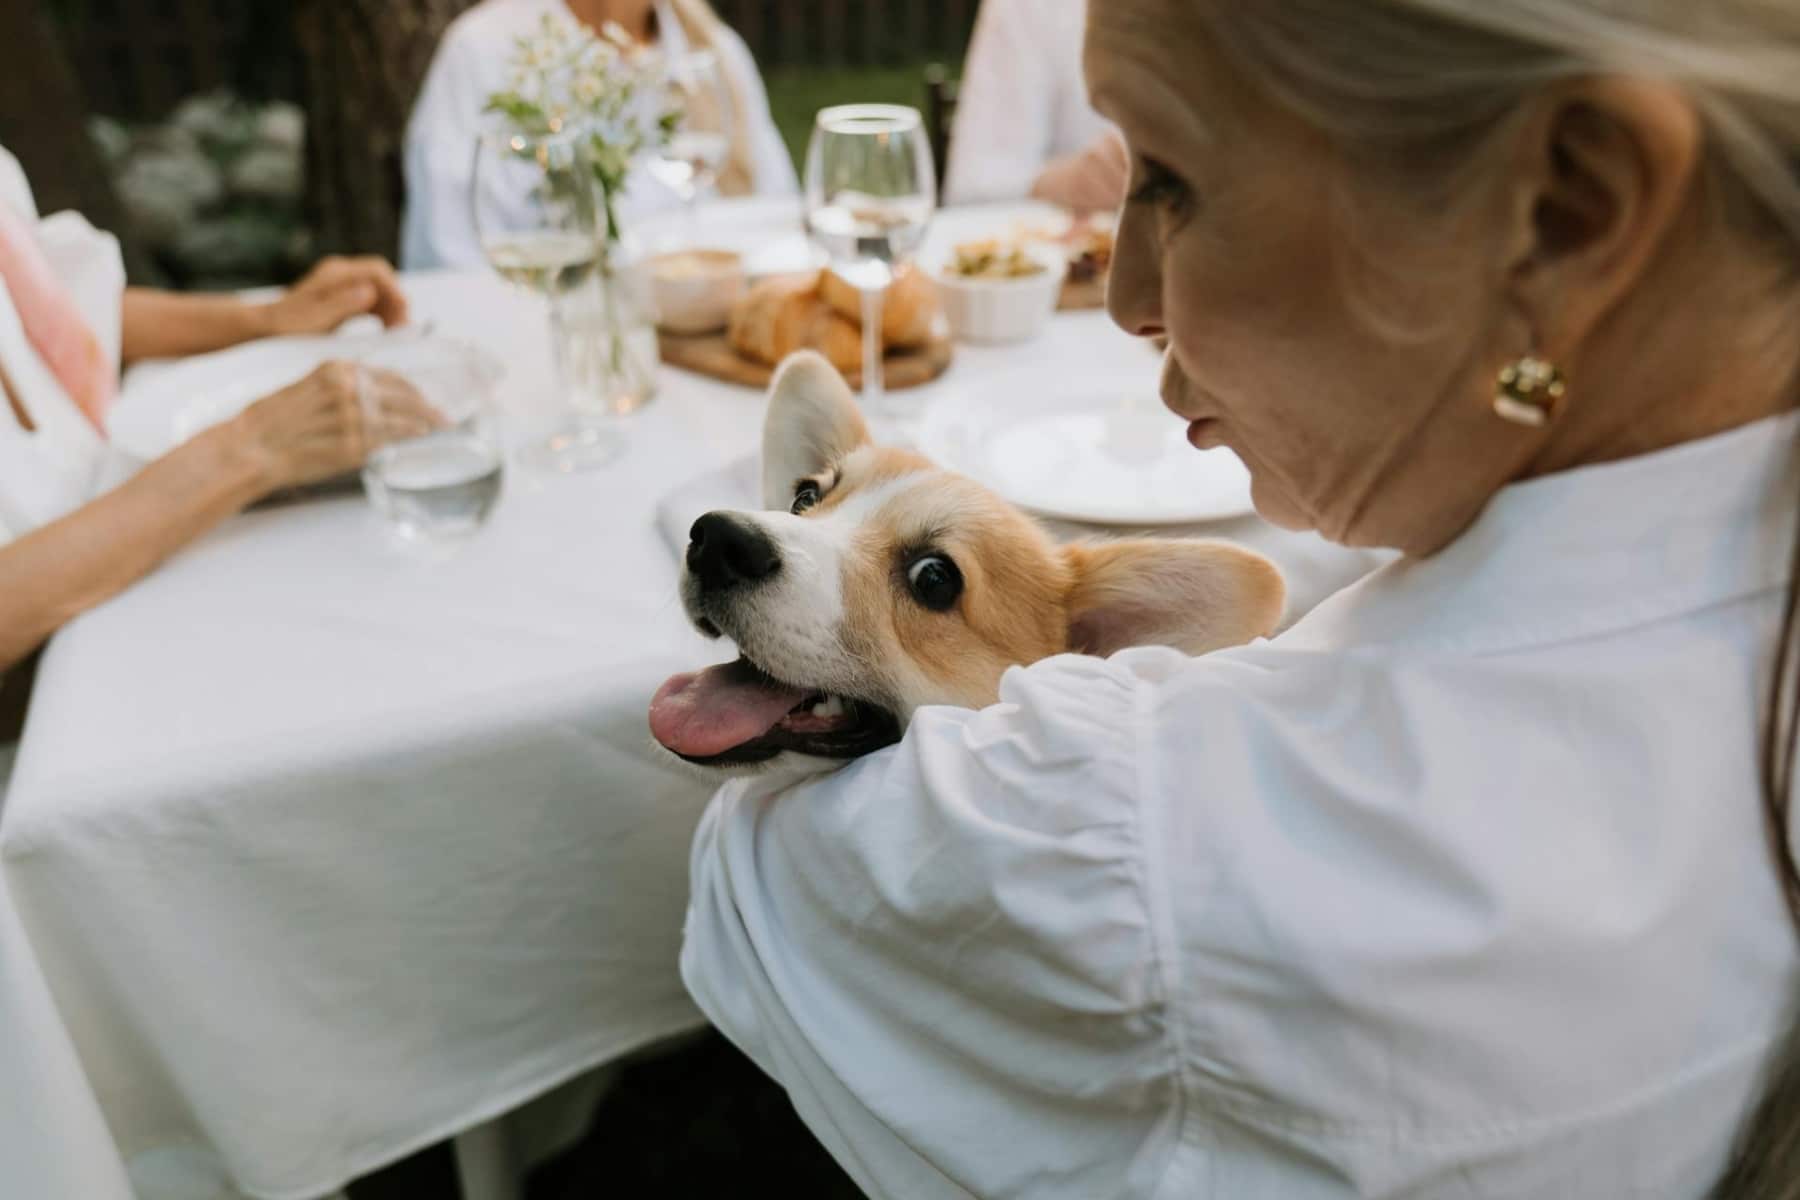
[688, 512, 781, 592]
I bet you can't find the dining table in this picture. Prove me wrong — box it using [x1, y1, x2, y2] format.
[0, 198, 1388, 1200]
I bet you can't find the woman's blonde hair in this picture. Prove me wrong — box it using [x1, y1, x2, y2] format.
[662, 0, 758, 196]
[1184, 5, 1800, 1195]
[1201, 2, 1800, 253]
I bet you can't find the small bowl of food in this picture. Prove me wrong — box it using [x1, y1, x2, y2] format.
[645, 248, 746, 336]
[928, 239, 1068, 344]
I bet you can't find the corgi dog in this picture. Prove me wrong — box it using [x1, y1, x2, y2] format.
[648, 352, 1286, 777]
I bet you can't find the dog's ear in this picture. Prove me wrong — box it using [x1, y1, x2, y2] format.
[761, 352, 870, 510]
[1061, 539, 1286, 657]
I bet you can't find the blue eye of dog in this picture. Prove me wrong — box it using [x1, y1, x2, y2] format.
[906, 555, 962, 611]
[791, 481, 822, 515]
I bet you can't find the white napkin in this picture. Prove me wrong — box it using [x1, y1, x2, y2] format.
[654, 453, 762, 558]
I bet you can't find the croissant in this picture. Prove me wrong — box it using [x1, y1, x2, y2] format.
[818, 265, 937, 349]
[728, 274, 863, 372]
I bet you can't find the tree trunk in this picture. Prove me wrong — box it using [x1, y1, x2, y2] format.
[292, 0, 479, 261]
[0, 2, 157, 282]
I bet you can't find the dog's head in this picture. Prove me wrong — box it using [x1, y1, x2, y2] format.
[649, 352, 1285, 777]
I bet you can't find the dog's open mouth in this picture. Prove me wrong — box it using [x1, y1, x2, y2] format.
[649, 656, 902, 766]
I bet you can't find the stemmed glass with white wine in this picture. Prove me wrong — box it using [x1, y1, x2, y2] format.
[803, 104, 936, 421]
[473, 123, 622, 473]
[645, 47, 735, 245]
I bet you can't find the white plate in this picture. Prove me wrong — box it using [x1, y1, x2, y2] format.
[110, 333, 498, 463]
[915, 380, 1254, 526]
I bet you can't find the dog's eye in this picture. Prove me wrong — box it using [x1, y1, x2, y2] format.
[791, 481, 822, 515]
[906, 555, 963, 612]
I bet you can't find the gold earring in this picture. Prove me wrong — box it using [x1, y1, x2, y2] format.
[1493, 354, 1567, 428]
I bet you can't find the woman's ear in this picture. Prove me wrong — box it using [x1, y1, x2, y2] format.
[760, 351, 869, 509]
[1062, 538, 1285, 657]
[1503, 78, 1702, 356]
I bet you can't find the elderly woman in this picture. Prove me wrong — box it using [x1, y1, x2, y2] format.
[680, 2, 1800, 1196]
[0, 145, 433, 676]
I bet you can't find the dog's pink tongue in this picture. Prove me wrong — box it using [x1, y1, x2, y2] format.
[650, 663, 807, 758]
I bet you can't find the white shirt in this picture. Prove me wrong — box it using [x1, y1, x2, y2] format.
[0, 145, 115, 547]
[943, 0, 1115, 205]
[400, 0, 798, 270]
[0, 145, 134, 1200]
[683, 411, 1800, 1198]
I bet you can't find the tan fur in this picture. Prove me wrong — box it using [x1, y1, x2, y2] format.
[808, 446, 939, 517]
[833, 473, 1073, 710]
[1064, 540, 1286, 656]
[706, 353, 1290, 738]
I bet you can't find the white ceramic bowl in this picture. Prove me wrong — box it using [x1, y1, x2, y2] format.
[927, 243, 1068, 344]
[644, 248, 746, 335]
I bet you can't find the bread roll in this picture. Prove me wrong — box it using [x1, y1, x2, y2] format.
[819, 266, 937, 349]
[728, 273, 863, 372]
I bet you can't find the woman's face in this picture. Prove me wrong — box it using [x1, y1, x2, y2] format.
[1087, 4, 1525, 551]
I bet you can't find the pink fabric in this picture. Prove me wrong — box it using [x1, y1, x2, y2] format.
[0, 200, 113, 434]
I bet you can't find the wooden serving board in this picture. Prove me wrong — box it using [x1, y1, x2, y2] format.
[658, 330, 954, 391]
[1058, 274, 1107, 311]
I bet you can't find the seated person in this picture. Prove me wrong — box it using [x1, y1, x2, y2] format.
[0, 144, 431, 678]
[943, 0, 1126, 212]
[402, 0, 798, 269]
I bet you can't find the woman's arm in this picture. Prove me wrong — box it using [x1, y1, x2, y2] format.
[941, 0, 1058, 205]
[0, 418, 266, 667]
[0, 362, 435, 670]
[716, 30, 799, 196]
[680, 656, 1160, 1200]
[1029, 128, 1130, 215]
[401, 23, 489, 271]
[120, 257, 410, 365]
[119, 289, 270, 363]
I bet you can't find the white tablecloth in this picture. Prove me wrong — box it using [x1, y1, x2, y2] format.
[0, 205, 1386, 1200]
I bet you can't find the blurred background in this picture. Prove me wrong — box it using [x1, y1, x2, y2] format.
[8, 0, 974, 291]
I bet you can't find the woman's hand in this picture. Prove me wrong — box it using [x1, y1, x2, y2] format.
[1029, 130, 1131, 215]
[230, 361, 442, 492]
[259, 256, 411, 338]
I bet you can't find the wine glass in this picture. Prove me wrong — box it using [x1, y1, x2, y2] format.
[803, 104, 936, 420]
[646, 48, 736, 244]
[472, 123, 622, 474]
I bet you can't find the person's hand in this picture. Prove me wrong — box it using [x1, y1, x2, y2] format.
[230, 361, 442, 492]
[259, 256, 411, 337]
[1029, 129, 1131, 215]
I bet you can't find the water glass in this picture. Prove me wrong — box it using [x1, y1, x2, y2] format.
[359, 341, 505, 546]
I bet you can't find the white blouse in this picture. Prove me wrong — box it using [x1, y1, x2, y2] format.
[0, 146, 116, 547]
[400, 0, 799, 271]
[683, 411, 1800, 1198]
[942, 0, 1116, 206]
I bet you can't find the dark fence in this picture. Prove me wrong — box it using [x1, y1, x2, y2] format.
[716, 0, 977, 69]
[47, 0, 297, 121]
[48, 0, 978, 123]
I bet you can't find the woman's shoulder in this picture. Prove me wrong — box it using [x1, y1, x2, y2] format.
[428, 0, 564, 85]
[412, 0, 557, 136]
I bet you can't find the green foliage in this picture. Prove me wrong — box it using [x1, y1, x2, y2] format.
[763, 64, 941, 170]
